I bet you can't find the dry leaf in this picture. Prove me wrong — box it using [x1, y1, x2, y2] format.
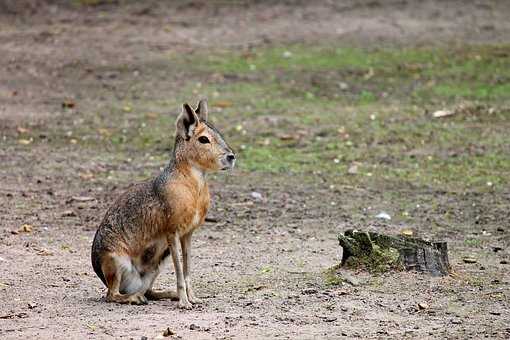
[364, 67, 374, 80]
[432, 110, 454, 118]
[98, 128, 111, 136]
[19, 224, 33, 233]
[36, 249, 54, 256]
[347, 164, 358, 175]
[145, 112, 159, 119]
[401, 229, 414, 236]
[18, 139, 32, 145]
[278, 134, 295, 141]
[212, 100, 233, 108]
[71, 196, 95, 202]
[404, 63, 423, 73]
[262, 138, 271, 146]
[62, 100, 75, 108]
[79, 172, 94, 180]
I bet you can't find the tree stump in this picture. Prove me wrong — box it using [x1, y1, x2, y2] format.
[338, 229, 450, 276]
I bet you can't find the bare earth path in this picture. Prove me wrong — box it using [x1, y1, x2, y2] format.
[1, 1, 509, 339]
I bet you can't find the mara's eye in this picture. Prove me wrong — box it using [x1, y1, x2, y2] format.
[198, 136, 210, 144]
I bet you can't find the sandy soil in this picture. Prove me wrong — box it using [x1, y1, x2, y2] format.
[1, 1, 509, 339]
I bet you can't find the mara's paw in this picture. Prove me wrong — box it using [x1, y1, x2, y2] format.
[105, 293, 148, 305]
[188, 295, 203, 305]
[128, 294, 148, 305]
[178, 299, 193, 310]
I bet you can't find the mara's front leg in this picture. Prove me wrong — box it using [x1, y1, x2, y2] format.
[181, 231, 202, 304]
[168, 232, 192, 309]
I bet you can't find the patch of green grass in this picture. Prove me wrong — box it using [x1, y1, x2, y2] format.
[179, 44, 510, 105]
[15, 43, 509, 192]
[323, 265, 344, 286]
[188, 46, 438, 74]
[464, 238, 482, 247]
[239, 144, 324, 173]
[431, 82, 510, 101]
[77, 72, 510, 190]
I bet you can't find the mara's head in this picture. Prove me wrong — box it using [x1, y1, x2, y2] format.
[174, 99, 235, 172]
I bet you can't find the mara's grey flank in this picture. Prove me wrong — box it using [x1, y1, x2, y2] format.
[91, 99, 235, 308]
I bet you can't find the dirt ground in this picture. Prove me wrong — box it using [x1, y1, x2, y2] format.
[1, 1, 509, 339]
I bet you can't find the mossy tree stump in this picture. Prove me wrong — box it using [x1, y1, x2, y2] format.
[338, 229, 450, 276]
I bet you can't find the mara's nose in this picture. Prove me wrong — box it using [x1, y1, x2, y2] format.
[226, 153, 236, 162]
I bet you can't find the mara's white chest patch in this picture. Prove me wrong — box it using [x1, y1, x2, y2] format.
[190, 166, 205, 190]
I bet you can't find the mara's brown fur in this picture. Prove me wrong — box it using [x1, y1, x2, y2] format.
[91, 100, 235, 308]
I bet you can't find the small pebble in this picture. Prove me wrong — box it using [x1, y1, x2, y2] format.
[162, 327, 175, 337]
[302, 288, 318, 294]
[250, 191, 263, 201]
[342, 273, 360, 286]
[61, 210, 76, 217]
[189, 324, 200, 330]
[375, 212, 391, 220]
[323, 316, 337, 322]
[462, 257, 477, 264]
[418, 302, 429, 310]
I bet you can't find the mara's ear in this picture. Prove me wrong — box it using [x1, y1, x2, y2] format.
[195, 99, 208, 122]
[176, 103, 199, 140]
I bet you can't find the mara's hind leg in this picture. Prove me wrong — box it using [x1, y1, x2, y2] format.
[101, 254, 148, 305]
[143, 267, 178, 301]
